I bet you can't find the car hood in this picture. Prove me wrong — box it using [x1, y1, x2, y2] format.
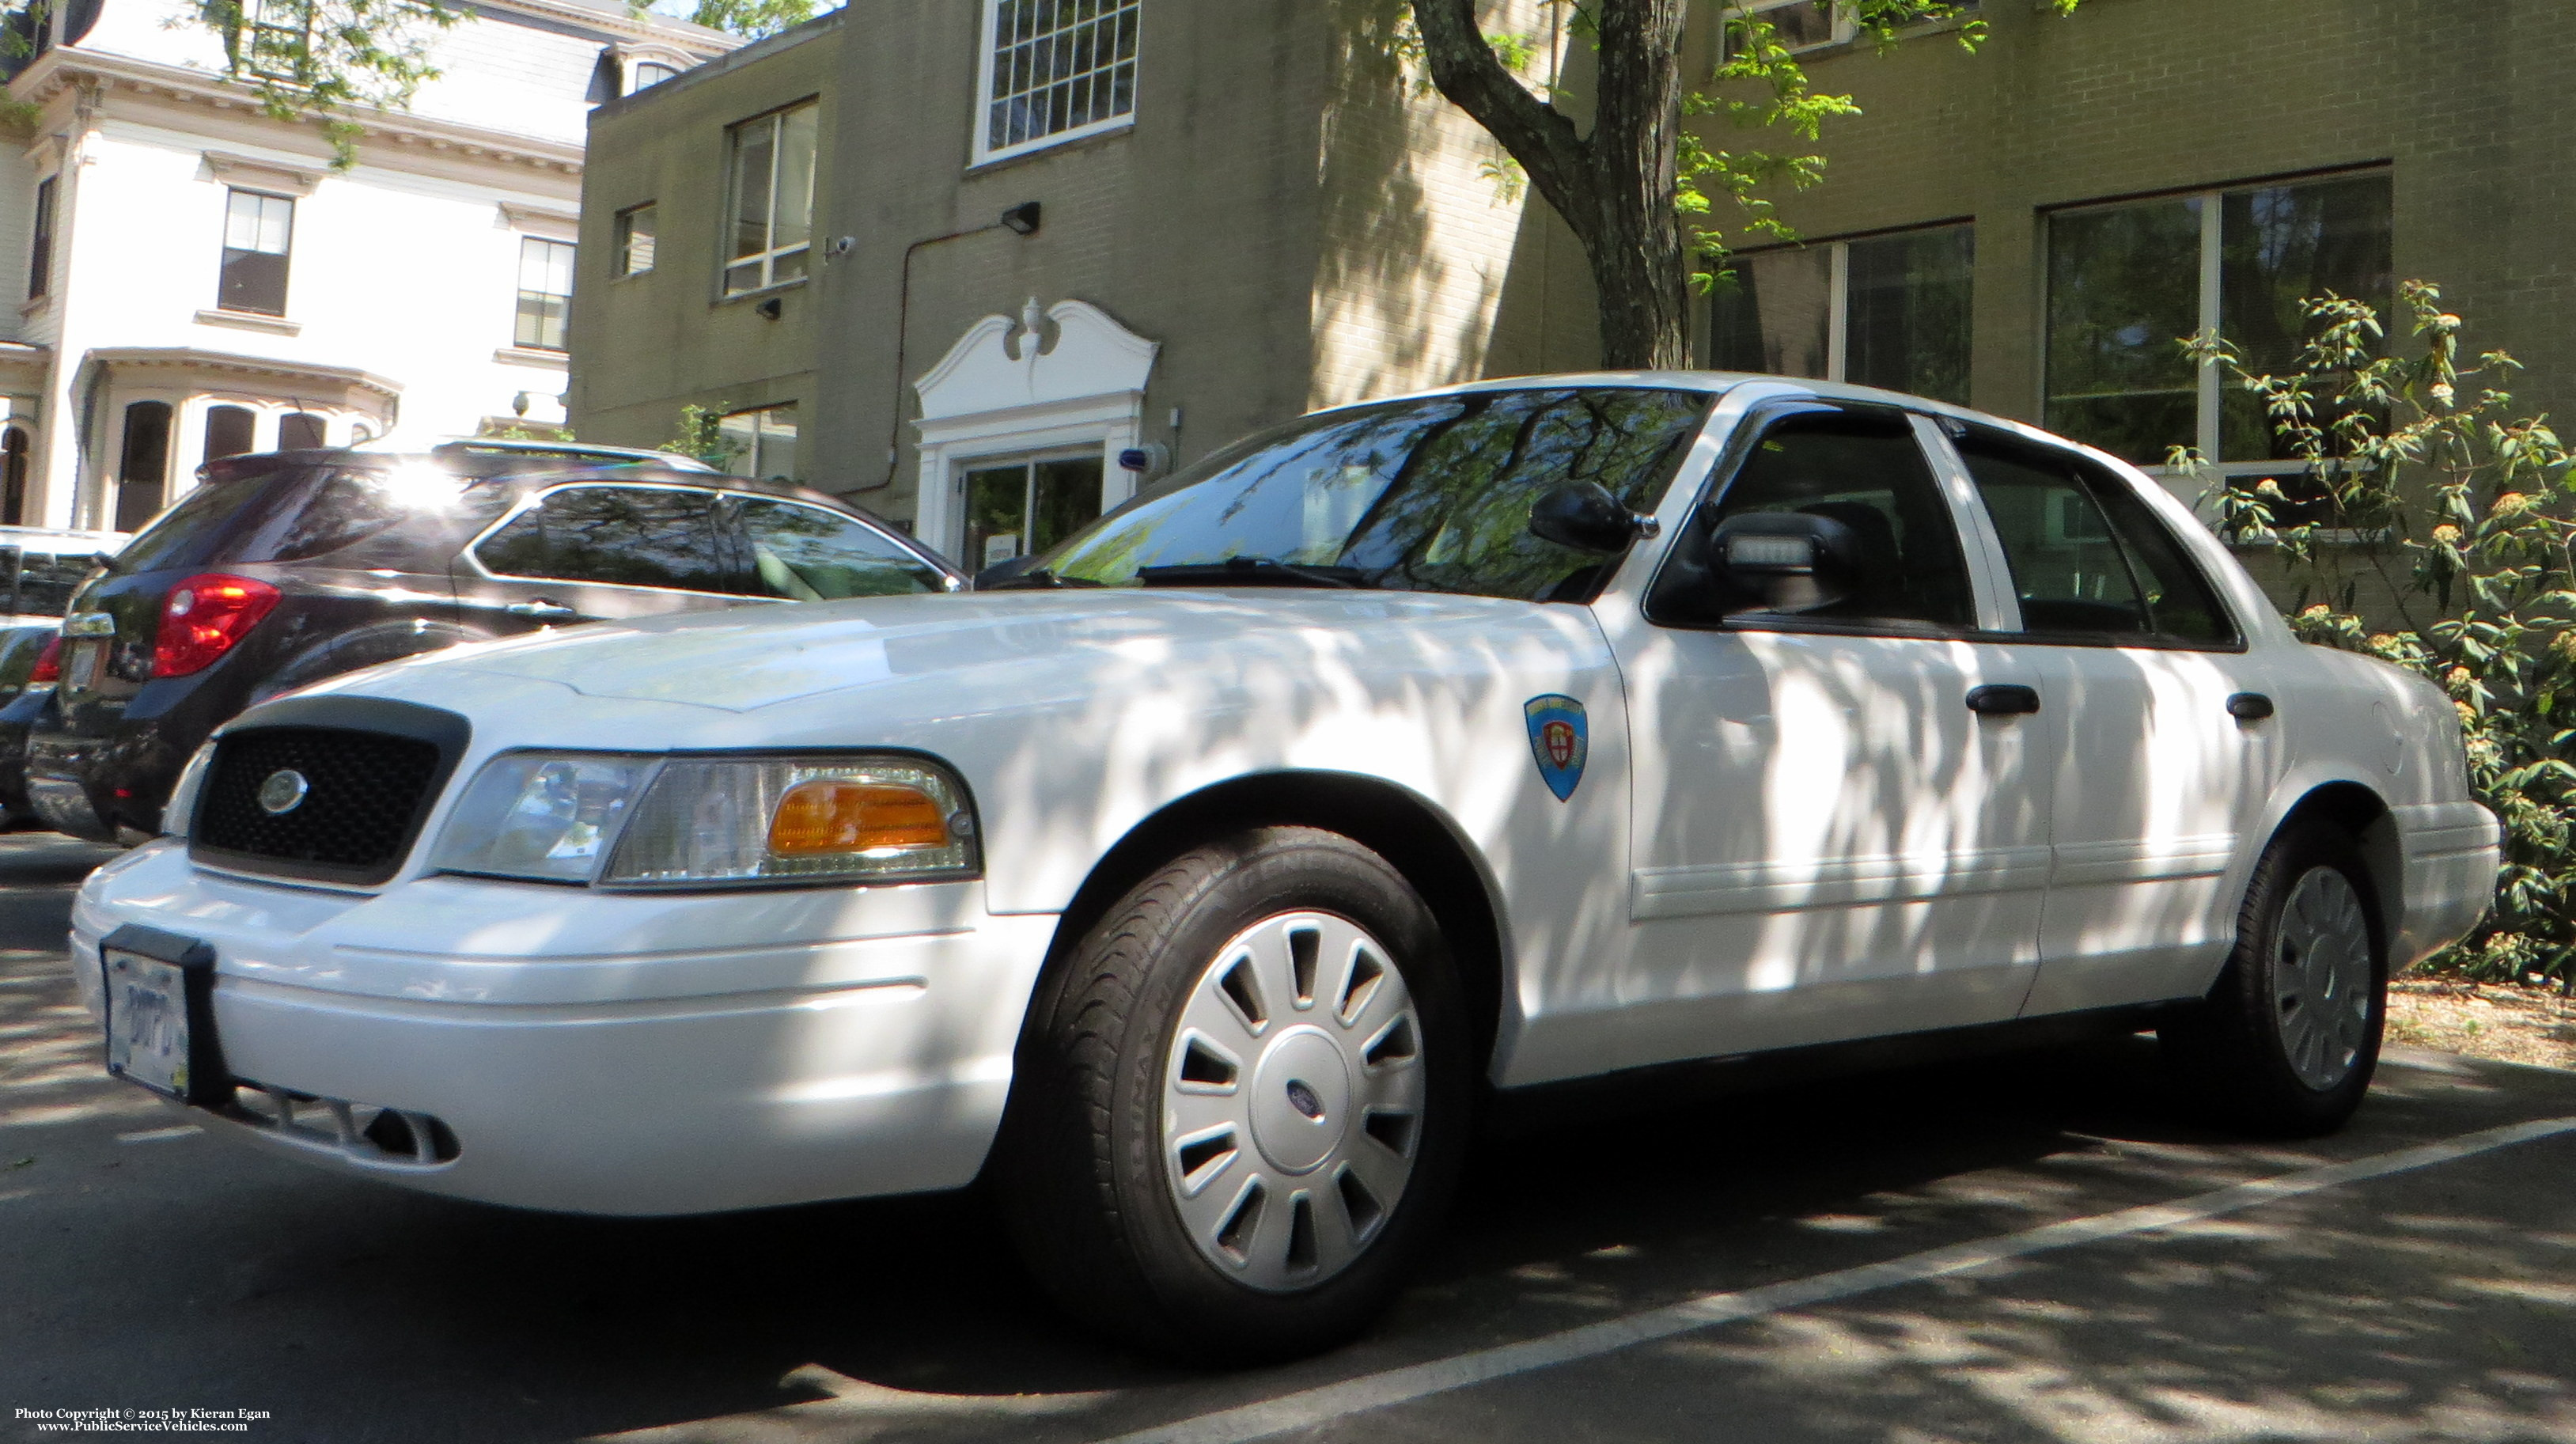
[384, 588, 1578, 714]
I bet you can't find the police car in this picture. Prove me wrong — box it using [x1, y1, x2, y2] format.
[70, 375, 2500, 1362]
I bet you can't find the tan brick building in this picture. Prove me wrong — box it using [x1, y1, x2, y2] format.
[573, 0, 2571, 575]
[570, 0, 1598, 568]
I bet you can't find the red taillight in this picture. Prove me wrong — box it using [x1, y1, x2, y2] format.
[152, 574, 281, 678]
[28, 635, 61, 684]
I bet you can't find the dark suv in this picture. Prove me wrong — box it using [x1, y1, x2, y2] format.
[24, 441, 963, 841]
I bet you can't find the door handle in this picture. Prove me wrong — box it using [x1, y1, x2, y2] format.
[2226, 692, 2275, 720]
[1965, 684, 2041, 716]
[506, 599, 578, 620]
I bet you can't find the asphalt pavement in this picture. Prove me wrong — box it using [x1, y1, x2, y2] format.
[3, 829, 2572, 1444]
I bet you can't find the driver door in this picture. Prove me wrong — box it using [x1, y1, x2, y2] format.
[1604, 404, 2059, 1068]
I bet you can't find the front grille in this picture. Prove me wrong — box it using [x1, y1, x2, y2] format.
[194, 726, 442, 884]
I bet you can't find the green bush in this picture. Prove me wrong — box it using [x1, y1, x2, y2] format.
[2176, 281, 2576, 991]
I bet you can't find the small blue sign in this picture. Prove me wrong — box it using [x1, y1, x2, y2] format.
[1524, 694, 1588, 802]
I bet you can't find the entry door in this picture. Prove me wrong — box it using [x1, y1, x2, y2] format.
[1611, 405, 2057, 1070]
[964, 455, 1105, 571]
[1945, 426, 2287, 1014]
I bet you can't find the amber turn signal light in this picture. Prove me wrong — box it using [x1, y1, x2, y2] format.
[767, 779, 949, 856]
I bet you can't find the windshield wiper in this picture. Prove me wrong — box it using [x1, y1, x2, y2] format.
[977, 564, 1104, 591]
[1135, 558, 1372, 589]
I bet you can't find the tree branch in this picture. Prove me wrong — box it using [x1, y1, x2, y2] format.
[1409, 0, 1589, 226]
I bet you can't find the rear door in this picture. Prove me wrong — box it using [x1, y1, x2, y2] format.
[456, 483, 748, 635]
[1942, 425, 2286, 1014]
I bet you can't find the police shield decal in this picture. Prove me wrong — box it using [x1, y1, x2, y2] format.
[1524, 694, 1588, 802]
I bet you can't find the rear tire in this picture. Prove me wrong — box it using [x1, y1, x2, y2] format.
[2161, 818, 2387, 1137]
[994, 827, 1470, 1363]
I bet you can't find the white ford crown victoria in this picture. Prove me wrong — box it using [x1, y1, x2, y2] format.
[73, 375, 2498, 1360]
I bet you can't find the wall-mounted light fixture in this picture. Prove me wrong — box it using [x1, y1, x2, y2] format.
[1000, 201, 1042, 236]
[755, 296, 783, 320]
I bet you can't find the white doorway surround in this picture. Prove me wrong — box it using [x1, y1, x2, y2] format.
[912, 298, 1159, 566]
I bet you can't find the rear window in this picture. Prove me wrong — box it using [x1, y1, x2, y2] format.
[2, 549, 106, 616]
[111, 463, 512, 574]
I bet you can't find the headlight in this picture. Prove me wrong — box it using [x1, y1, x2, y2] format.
[163, 741, 217, 839]
[602, 755, 978, 888]
[425, 750, 978, 889]
[430, 752, 654, 884]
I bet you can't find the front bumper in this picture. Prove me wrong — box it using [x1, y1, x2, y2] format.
[72, 841, 1058, 1215]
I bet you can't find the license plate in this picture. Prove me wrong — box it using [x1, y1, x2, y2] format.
[103, 948, 196, 1099]
[63, 639, 106, 691]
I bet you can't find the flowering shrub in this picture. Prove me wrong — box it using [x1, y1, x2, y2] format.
[2177, 282, 2576, 989]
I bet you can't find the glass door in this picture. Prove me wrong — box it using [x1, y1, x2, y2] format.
[964, 454, 1104, 570]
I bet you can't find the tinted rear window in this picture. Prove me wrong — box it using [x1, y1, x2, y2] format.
[2, 549, 105, 616]
[112, 463, 512, 574]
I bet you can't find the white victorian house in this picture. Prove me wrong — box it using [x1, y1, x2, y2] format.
[1, 0, 733, 531]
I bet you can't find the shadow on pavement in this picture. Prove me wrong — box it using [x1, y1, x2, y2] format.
[5, 834, 2573, 1444]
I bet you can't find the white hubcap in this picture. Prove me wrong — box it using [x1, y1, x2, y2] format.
[1161, 910, 1425, 1292]
[2273, 866, 2374, 1090]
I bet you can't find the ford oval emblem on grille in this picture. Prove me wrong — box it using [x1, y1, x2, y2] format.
[256, 768, 310, 816]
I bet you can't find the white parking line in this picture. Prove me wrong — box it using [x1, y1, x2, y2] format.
[115, 1125, 201, 1144]
[1099, 1115, 2576, 1444]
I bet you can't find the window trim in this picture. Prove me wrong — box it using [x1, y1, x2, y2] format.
[1718, 0, 1855, 59]
[721, 100, 818, 298]
[217, 187, 296, 318]
[27, 175, 57, 303]
[969, 0, 1141, 168]
[2040, 165, 2392, 495]
[513, 235, 576, 353]
[614, 203, 657, 278]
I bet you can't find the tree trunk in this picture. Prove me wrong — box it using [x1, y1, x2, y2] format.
[1412, 0, 1691, 370]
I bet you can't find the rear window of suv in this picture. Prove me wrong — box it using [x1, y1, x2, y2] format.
[112, 462, 513, 574]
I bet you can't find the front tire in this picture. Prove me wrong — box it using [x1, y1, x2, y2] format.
[995, 827, 1470, 1363]
[2162, 818, 2387, 1136]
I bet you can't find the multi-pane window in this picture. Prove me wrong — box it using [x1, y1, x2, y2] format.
[627, 60, 677, 93]
[616, 204, 656, 276]
[724, 103, 816, 296]
[718, 404, 797, 481]
[244, 0, 312, 81]
[218, 189, 294, 316]
[2044, 171, 2392, 480]
[27, 176, 55, 301]
[515, 237, 574, 351]
[977, 0, 1139, 163]
[1710, 224, 1975, 404]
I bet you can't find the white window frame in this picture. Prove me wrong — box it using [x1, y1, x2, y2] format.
[722, 102, 816, 297]
[971, 0, 1141, 167]
[514, 237, 576, 352]
[2044, 170, 2390, 515]
[1720, 0, 1855, 59]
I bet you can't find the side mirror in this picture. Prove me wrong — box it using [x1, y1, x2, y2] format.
[1529, 481, 1661, 555]
[1709, 511, 1858, 614]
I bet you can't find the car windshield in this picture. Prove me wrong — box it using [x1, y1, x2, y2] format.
[1040, 387, 1714, 601]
